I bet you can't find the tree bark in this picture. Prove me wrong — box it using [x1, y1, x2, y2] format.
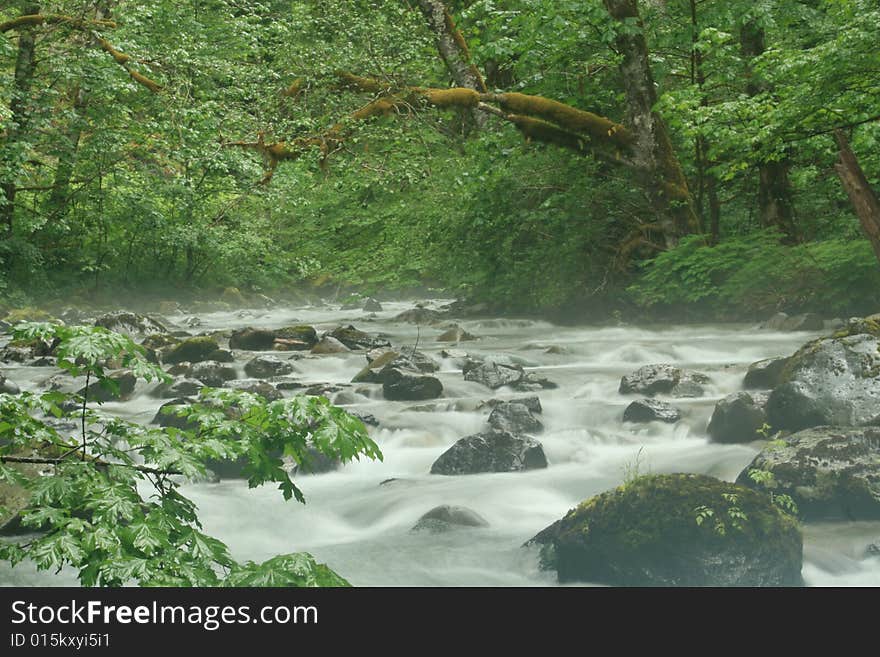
[740, 18, 798, 242]
[603, 0, 698, 246]
[416, 0, 487, 130]
[1, 4, 40, 236]
[834, 130, 880, 266]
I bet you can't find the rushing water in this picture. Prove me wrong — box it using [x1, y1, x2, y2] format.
[2, 299, 879, 586]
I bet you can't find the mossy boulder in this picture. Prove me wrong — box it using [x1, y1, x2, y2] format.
[162, 336, 220, 365]
[274, 325, 318, 350]
[4, 307, 53, 323]
[329, 325, 391, 351]
[94, 311, 167, 339]
[736, 426, 880, 520]
[529, 473, 802, 586]
[393, 307, 443, 324]
[220, 286, 247, 306]
[766, 332, 880, 431]
[311, 336, 350, 354]
[229, 327, 276, 351]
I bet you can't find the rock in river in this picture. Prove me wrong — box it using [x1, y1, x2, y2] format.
[411, 505, 489, 532]
[162, 336, 220, 364]
[229, 327, 276, 351]
[244, 355, 295, 379]
[430, 430, 547, 475]
[736, 426, 880, 520]
[622, 398, 681, 424]
[743, 356, 789, 390]
[528, 473, 802, 586]
[382, 368, 443, 401]
[706, 392, 768, 443]
[619, 364, 710, 398]
[488, 401, 543, 433]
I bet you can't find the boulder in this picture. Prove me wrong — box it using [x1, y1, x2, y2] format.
[274, 325, 318, 350]
[765, 332, 880, 432]
[436, 325, 478, 342]
[329, 325, 391, 351]
[229, 327, 276, 351]
[463, 360, 523, 390]
[220, 286, 247, 306]
[208, 348, 235, 363]
[736, 426, 880, 520]
[362, 298, 383, 312]
[707, 392, 767, 443]
[352, 350, 400, 383]
[162, 336, 220, 364]
[411, 505, 489, 532]
[150, 378, 203, 399]
[430, 430, 547, 475]
[78, 370, 137, 402]
[528, 473, 802, 586]
[94, 311, 167, 338]
[349, 410, 379, 427]
[382, 368, 443, 401]
[0, 375, 20, 395]
[232, 381, 282, 402]
[244, 355, 295, 379]
[623, 399, 682, 424]
[619, 364, 710, 397]
[743, 357, 790, 390]
[151, 398, 197, 430]
[187, 361, 237, 387]
[483, 396, 542, 414]
[291, 446, 340, 475]
[393, 307, 443, 324]
[488, 402, 543, 433]
[311, 336, 350, 354]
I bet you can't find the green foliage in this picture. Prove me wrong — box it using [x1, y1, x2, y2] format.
[747, 467, 799, 517]
[0, 323, 381, 586]
[629, 232, 880, 316]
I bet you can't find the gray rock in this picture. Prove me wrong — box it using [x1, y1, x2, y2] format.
[329, 325, 391, 351]
[162, 336, 220, 364]
[94, 311, 168, 338]
[151, 378, 203, 399]
[362, 298, 383, 312]
[208, 349, 235, 363]
[436, 325, 478, 342]
[349, 410, 379, 427]
[0, 375, 20, 395]
[736, 426, 880, 520]
[151, 398, 197, 430]
[483, 396, 542, 414]
[619, 364, 710, 397]
[867, 541, 880, 558]
[187, 361, 237, 387]
[229, 327, 276, 351]
[78, 370, 137, 402]
[393, 308, 443, 324]
[707, 392, 768, 443]
[244, 355, 295, 379]
[623, 399, 682, 424]
[382, 368, 443, 401]
[411, 505, 489, 532]
[766, 332, 880, 431]
[488, 402, 543, 433]
[744, 357, 790, 390]
[463, 360, 523, 389]
[310, 336, 350, 354]
[274, 325, 318, 350]
[232, 381, 282, 401]
[430, 430, 547, 475]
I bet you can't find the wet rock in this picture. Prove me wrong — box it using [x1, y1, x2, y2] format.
[765, 332, 880, 432]
[229, 327, 276, 351]
[482, 396, 542, 414]
[275, 325, 318, 350]
[329, 325, 391, 351]
[187, 361, 237, 387]
[244, 355, 295, 379]
[151, 398, 197, 430]
[528, 473, 802, 586]
[208, 348, 235, 363]
[311, 336, 350, 354]
[0, 375, 20, 395]
[761, 312, 824, 331]
[707, 392, 767, 443]
[150, 378, 203, 399]
[393, 307, 443, 324]
[28, 356, 56, 367]
[79, 370, 137, 402]
[0, 346, 30, 363]
[411, 505, 489, 532]
[619, 364, 710, 397]
[233, 381, 282, 401]
[352, 350, 400, 383]
[362, 298, 383, 312]
[488, 401, 543, 433]
[463, 360, 523, 389]
[382, 368, 443, 401]
[183, 317, 202, 328]
[867, 541, 880, 558]
[349, 410, 379, 427]
[304, 383, 345, 397]
[162, 336, 220, 364]
[291, 447, 340, 475]
[623, 399, 682, 424]
[743, 357, 790, 390]
[736, 426, 880, 520]
[436, 325, 478, 342]
[94, 311, 168, 338]
[430, 430, 547, 475]
[440, 348, 468, 360]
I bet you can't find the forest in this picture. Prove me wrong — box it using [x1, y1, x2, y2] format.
[1, 0, 879, 590]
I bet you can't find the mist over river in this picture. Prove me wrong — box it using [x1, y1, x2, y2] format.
[3, 299, 879, 586]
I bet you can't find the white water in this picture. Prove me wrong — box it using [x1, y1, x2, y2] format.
[3, 299, 879, 586]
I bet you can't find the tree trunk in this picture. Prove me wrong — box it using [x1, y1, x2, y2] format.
[834, 130, 880, 266]
[603, 0, 698, 246]
[740, 18, 798, 242]
[45, 87, 85, 220]
[416, 0, 487, 130]
[1, 3, 40, 236]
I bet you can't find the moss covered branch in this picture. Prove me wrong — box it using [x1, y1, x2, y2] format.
[96, 37, 163, 93]
[0, 14, 115, 33]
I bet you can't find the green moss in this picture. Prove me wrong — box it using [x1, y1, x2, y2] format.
[4, 307, 52, 323]
[162, 336, 220, 364]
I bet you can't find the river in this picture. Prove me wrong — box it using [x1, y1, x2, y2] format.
[2, 299, 879, 586]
